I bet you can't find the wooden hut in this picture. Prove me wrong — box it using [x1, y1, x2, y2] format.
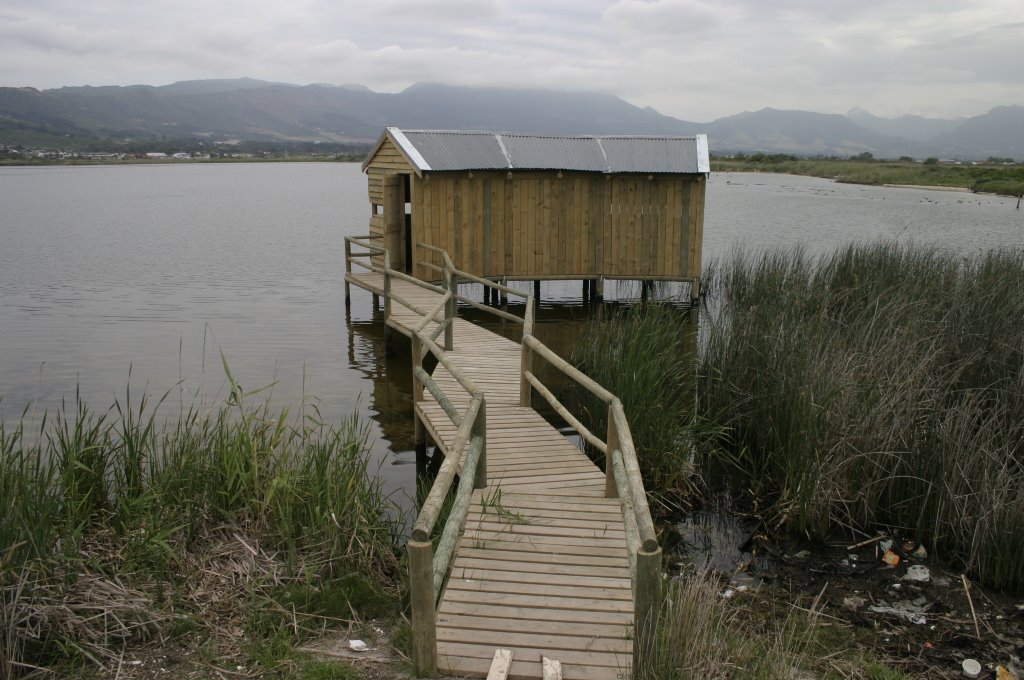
[361, 128, 709, 297]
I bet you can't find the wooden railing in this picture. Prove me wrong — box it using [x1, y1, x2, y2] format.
[350, 238, 660, 678]
[519, 310, 662, 680]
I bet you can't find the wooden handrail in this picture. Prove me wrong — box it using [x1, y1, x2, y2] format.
[418, 331, 480, 396]
[452, 268, 531, 300]
[610, 400, 658, 551]
[413, 293, 451, 334]
[431, 430, 484, 599]
[454, 294, 525, 324]
[522, 334, 617, 405]
[414, 366, 462, 426]
[611, 449, 641, 576]
[412, 395, 483, 542]
[523, 370, 606, 454]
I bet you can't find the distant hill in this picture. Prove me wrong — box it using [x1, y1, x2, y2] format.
[706, 107, 915, 157]
[846, 108, 963, 143]
[931, 105, 1024, 159]
[0, 79, 1020, 159]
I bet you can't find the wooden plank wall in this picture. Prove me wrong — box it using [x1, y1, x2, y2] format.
[411, 171, 705, 281]
[365, 137, 414, 268]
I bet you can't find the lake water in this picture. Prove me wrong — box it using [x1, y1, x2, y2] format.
[1, 163, 1021, 504]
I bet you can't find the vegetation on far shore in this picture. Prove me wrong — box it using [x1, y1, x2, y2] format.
[0, 139, 371, 166]
[0, 377, 404, 678]
[713, 154, 1024, 197]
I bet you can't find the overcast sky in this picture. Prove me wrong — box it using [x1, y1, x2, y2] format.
[2, 0, 1021, 122]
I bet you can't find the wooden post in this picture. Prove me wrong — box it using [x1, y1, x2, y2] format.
[582, 279, 589, 303]
[408, 539, 437, 677]
[690, 277, 701, 303]
[412, 333, 427, 476]
[384, 253, 393, 354]
[605, 401, 619, 498]
[534, 280, 541, 302]
[344, 239, 352, 307]
[472, 398, 487, 489]
[372, 293, 379, 311]
[641, 280, 649, 302]
[519, 340, 532, 408]
[633, 546, 662, 680]
[444, 269, 456, 352]
[595, 277, 604, 301]
[500, 278, 508, 306]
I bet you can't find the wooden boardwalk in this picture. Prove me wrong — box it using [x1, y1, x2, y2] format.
[348, 272, 634, 680]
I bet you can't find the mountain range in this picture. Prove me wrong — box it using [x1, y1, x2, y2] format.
[1, 79, 1021, 160]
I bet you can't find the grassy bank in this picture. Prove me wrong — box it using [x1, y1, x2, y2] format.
[713, 157, 1024, 197]
[0, 387, 403, 677]
[699, 243, 1024, 592]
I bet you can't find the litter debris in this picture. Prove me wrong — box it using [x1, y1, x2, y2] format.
[793, 550, 811, 559]
[912, 544, 928, 560]
[882, 550, 901, 567]
[961, 658, 981, 678]
[869, 596, 930, 625]
[847, 534, 887, 551]
[348, 640, 369, 652]
[842, 595, 866, 611]
[996, 666, 1018, 680]
[880, 539, 894, 553]
[903, 565, 930, 582]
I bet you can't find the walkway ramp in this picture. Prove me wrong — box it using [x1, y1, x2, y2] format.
[345, 239, 661, 680]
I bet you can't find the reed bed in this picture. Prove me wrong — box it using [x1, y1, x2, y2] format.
[700, 242, 1024, 592]
[0, 384, 402, 676]
[567, 303, 709, 508]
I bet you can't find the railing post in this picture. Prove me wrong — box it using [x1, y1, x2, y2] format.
[344, 239, 352, 307]
[520, 342, 534, 410]
[634, 546, 662, 680]
[520, 295, 535, 407]
[411, 333, 427, 477]
[408, 538, 437, 677]
[605, 400, 620, 498]
[472, 397, 487, 489]
[384, 252, 394, 353]
[444, 268, 456, 351]
[384, 252, 392, 319]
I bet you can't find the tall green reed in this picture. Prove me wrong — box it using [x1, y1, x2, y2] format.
[700, 242, 1024, 591]
[567, 303, 711, 505]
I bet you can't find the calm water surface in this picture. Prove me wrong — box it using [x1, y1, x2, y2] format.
[1, 164, 1021, 504]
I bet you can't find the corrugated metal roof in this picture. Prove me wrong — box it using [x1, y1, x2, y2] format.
[400, 130, 508, 171]
[380, 128, 709, 174]
[500, 134, 610, 172]
[600, 136, 703, 173]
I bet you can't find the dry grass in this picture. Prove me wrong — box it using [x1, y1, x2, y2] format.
[0, 383, 404, 677]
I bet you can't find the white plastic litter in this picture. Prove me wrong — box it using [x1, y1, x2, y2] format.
[962, 658, 981, 678]
[348, 640, 369, 652]
[903, 565, 931, 582]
